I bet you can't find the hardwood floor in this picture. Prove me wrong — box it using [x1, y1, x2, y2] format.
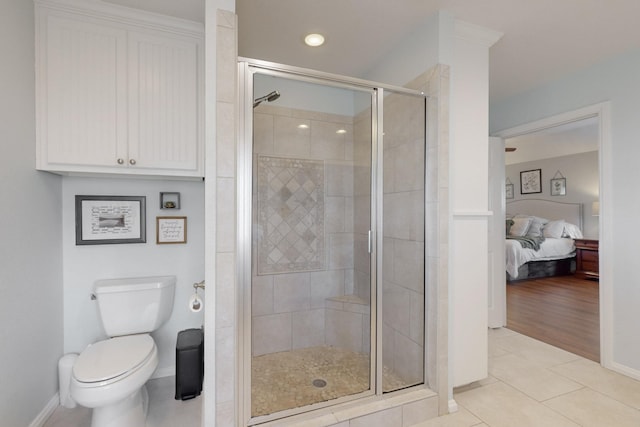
[506, 275, 600, 362]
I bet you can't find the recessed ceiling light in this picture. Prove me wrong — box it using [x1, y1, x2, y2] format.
[298, 124, 309, 129]
[304, 33, 325, 47]
[336, 129, 347, 134]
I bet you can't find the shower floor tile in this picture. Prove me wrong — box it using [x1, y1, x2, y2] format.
[252, 346, 407, 417]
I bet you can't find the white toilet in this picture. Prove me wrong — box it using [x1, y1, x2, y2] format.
[70, 276, 176, 427]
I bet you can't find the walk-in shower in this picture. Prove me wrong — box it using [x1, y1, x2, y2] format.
[239, 60, 430, 425]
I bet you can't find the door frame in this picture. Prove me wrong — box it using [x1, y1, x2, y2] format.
[492, 102, 612, 368]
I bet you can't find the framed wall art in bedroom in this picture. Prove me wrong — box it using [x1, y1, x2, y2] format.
[520, 169, 542, 194]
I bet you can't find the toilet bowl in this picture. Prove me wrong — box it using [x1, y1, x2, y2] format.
[69, 275, 176, 427]
[71, 334, 158, 427]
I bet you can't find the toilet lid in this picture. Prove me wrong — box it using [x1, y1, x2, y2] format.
[73, 335, 155, 383]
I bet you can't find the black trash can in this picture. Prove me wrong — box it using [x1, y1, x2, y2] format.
[175, 328, 204, 400]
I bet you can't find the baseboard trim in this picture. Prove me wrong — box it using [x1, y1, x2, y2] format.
[448, 398, 459, 413]
[152, 365, 176, 379]
[609, 361, 640, 382]
[29, 393, 59, 427]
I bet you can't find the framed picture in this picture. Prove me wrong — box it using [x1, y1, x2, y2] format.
[520, 169, 542, 194]
[550, 177, 567, 196]
[505, 183, 514, 199]
[156, 216, 187, 244]
[160, 192, 181, 209]
[75, 195, 146, 245]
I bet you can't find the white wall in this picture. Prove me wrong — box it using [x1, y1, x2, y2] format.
[0, 0, 64, 425]
[62, 176, 205, 375]
[506, 151, 599, 239]
[490, 47, 640, 376]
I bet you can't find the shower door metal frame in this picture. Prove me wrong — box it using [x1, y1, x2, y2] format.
[237, 58, 428, 426]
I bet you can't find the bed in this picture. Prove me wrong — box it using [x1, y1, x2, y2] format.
[506, 199, 583, 281]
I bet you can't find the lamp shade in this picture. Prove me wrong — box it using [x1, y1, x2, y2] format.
[592, 201, 600, 216]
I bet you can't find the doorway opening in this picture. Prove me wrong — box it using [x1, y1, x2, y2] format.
[491, 102, 612, 367]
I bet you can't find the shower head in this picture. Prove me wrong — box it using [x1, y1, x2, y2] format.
[253, 90, 281, 108]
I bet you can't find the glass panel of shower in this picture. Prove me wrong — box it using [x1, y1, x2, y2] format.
[241, 62, 427, 424]
[249, 71, 374, 419]
[381, 90, 426, 393]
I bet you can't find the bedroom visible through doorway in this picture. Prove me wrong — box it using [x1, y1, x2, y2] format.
[502, 116, 600, 361]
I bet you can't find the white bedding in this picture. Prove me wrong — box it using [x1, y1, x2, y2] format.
[506, 238, 575, 279]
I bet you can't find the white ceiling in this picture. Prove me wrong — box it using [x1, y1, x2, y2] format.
[505, 117, 599, 165]
[105, 0, 640, 103]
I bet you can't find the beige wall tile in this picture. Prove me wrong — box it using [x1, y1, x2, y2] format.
[325, 308, 364, 353]
[252, 275, 274, 316]
[252, 313, 292, 356]
[216, 252, 236, 328]
[274, 116, 311, 157]
[393, 332, 424, 384]
[273, 272, 310, 313]
[310, 120, 348, 160]
[253, 113, 274, 154]
[309, 270, 345, 308]
[349, 407, 402, 427]
[292, 309, 325, 349]
[328, 233, 355, 269]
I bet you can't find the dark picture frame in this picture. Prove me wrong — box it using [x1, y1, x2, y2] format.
[75, 195, 146, 245]
[520, 169, 542, 194]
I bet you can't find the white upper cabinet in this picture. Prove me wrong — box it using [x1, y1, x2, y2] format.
[35, 0, 204, 178]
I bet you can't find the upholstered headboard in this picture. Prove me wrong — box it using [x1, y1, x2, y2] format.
[506, 199, 583, 230]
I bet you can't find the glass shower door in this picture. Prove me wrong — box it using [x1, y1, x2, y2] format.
[249, 71, 374, 419]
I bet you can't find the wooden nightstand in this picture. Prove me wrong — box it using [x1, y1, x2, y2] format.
[574, 239, 599, 280]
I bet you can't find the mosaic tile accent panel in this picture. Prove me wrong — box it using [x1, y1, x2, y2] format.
[257, 156, 325, 275]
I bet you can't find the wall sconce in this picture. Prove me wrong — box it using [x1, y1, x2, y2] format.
[592, 201, 600, 216]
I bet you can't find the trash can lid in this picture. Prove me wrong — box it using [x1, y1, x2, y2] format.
[177, 328, 203, 349]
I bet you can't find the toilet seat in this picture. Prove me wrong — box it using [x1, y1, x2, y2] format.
[73, 334, 155, 385]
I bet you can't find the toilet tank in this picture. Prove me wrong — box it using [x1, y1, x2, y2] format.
[94, 275, 176, 337]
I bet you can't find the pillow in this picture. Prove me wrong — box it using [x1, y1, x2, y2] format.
[506, 219, 514, 235]
[509, 217, 532, 237]
[562, 222, 584, 239]
[526, 218, 546, 238]
[543, 220, 565, 239]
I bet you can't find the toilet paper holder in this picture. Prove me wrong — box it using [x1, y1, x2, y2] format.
[189, 280, 205, 312]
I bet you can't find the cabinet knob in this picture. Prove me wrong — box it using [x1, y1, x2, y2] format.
[117, 158, 124, 165]
[129, 159, 136, 165]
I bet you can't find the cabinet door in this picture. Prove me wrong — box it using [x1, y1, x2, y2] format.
[40, 13, 128, 168]
[127, 31, 201, 173]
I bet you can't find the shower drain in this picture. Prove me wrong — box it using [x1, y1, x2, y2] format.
[312, 379, 327, 388]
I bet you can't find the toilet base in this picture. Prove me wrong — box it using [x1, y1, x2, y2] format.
[91, 385, 149, 427]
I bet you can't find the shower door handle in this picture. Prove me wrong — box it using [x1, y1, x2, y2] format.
[368, 230, 372, 254]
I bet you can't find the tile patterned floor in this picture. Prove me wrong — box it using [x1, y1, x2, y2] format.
[413, 328, 640, 427]
[43, 329, 640, 427]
